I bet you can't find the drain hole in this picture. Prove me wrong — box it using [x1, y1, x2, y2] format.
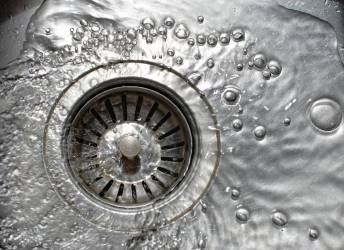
[157, 167, 179, 178]
[145, 102, 159, 122]
[142, 181, 154, 200]
[158, 126, 180, 140]
[104, 99, 117, 123]
[99, 180, 114, 197]
[134, 96, 143, 121]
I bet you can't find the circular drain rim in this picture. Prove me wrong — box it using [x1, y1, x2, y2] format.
[65, 84, 195, 208]
[43, 61, 220, 231]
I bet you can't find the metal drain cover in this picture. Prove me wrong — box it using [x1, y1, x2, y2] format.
[67, 85, 193, 207]
[44, 61, 219, 231]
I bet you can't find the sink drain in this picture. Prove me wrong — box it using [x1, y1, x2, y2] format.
[44, 61, 219, 231]
[66, 85, 194, 207]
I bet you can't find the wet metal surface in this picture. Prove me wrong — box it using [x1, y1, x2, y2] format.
[1, 0, 344, 249]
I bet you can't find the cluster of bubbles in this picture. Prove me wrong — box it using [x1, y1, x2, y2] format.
[28, 20, 140, 68]
[43, 15, 248, 70]
[138, 17, 175, 43]
[71, 20, 138, 57]
[158, 16, 249, 68]
[177, 28, 245, 64]
[36, 14, 285, 90]
[187, 27, 244, 47]
[248, 53, 283, 80]
[221, 86, 267, 140]
[226, 187, 319, 241]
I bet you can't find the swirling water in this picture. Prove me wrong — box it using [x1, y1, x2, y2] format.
[0, 0, 344, 249]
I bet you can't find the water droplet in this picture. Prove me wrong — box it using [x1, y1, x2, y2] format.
[164, 16, 175, 28]
[174, 23, 190, 39]
[253, 53, 267, 69]
[219, 33, 230, 45]
[272, 210, 288, 227]
[232, 28, 245, 42]
[235, 206, 250, 224]
[197, 16, 205, 23]
[207, 58, 215, 68]
[158, 26, 167, 36]
[167, 48, 175, 57]
[262, 70, 271, 79]
[309, 227, 320, 241]
[284, 117, 291, 126]
[91, 23, 100, 32]
[309, 98, 342, 132]
[101, 29, 109, 37]
[126, 28, 137, 39]
[231, 187, 241, 200]
[232, 119, 243, 131]
[248, 61, 254, 68]
[236, 63, 243, 71]
[200, 200, 207, 213]
[196, 34, 206, 45]
[80, 19, 88, 26]
[187, 38, 195, 46]
[142, 17, 155, 30]
[207, 34, 218, 47]
[45, 28, 51, 35]
[187, 71, 202, 85]
[150, 28, 158, 37]
[223, 87, 241, 104]
[194, 53, 202, 60]
[197, 233, 207, 249]
[268, 60, 282, 76]
[138, 25, 144, 33]
[146, 36, 153, 44]
[254, 125, 266, 140]
[176, 56, 183, 65]
[59, 107, 68, 117]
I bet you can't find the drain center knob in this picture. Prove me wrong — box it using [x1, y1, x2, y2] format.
[119, 135, 141, 159]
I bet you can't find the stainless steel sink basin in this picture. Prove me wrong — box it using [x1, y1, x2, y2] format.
[1, 0, 344, 249]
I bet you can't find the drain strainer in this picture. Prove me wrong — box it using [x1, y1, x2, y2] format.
[67, 85, 193, 207]
[44, 61, 219, 231]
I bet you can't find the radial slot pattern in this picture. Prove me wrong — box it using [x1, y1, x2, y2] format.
[66, 86, 193, 207]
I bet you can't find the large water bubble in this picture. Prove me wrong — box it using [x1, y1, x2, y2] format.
[253, 53, 267, 69]
[309, 98, 342, 133]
